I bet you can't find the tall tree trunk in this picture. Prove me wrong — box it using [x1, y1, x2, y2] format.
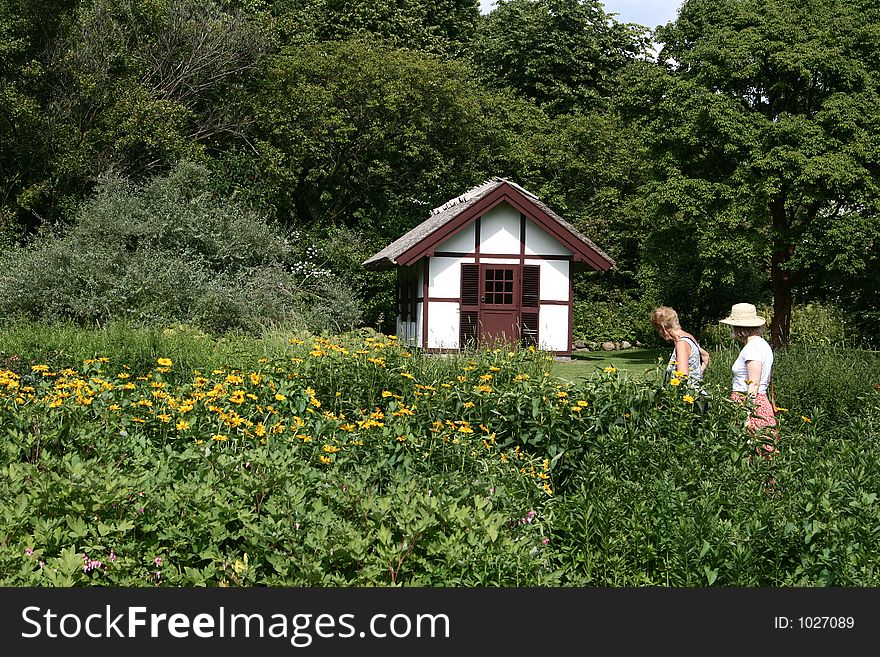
[770, 258, 793, 348]
[769, 195, 792, 348]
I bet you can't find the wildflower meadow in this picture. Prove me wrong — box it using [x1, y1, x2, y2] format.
[1, 323, 878, 586]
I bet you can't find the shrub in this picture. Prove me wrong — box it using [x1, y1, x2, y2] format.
[0, 162, 362, 334]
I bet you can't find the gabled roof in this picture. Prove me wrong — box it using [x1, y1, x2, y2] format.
[362, 177, 615, 271]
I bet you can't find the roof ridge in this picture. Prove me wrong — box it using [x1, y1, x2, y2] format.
[429, 177, 502, 215]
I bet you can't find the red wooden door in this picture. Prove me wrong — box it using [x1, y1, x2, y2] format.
[479, 265, 519, 346]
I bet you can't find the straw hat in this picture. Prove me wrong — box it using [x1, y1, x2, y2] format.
[719, 303, 766, 327]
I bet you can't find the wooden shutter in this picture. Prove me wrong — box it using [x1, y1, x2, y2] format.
[521, 312, 539, 346]
[460, 263, 480, 348]
[460, 264, 479, 307]
[521, 265, 540, 308]
[520, 265, 540, 345]
[460, 311, 479, 348]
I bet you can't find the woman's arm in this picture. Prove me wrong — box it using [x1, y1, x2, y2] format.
[699, 346, 710, 374]
[745, 359, 762, 397]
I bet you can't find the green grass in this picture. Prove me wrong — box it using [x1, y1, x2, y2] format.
[551, 348, 666, 383]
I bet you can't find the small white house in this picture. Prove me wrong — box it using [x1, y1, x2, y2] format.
[363, 178, 614, 355]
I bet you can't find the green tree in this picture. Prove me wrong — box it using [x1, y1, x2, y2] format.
[471, 0, 650, 115]
[0, 0, 78, 232]
[272, 0, 480, 56]
[620, 0, 880, 345]
[3, 0, 273, 230]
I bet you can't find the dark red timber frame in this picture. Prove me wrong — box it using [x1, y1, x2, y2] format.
[418, 212, 577, 356]
[408, 183, 613, 356]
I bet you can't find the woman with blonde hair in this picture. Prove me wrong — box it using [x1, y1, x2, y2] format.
[650, 306, 710, 404]
[719, 303, 777, 453]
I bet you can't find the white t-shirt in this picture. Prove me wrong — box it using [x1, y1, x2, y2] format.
[731, 336, 774, 393]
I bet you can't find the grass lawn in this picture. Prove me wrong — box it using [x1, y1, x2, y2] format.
[551, 348, 666, 383]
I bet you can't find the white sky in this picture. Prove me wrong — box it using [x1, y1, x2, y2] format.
[478, 1, 683, 28]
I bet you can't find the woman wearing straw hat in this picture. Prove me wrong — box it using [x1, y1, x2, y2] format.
[719, 303, 777, 452]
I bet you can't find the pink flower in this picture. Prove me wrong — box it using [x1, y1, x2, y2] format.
[542, 538, 550, 545]
[24, 547, 33, 556]
[154, 557, 163, 566]
[109, 550, 117, 562]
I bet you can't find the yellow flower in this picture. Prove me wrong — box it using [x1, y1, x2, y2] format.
[774, 406, 789, 412]
[274, 393, 286, 401]
[176, 420, 190, 431]
[576, 400, 589, 407]
[381, 390, 394, 398]
[323, 444, 341, 453]
[212, 434, 228, 441]
[801, 416, 813, 424]
[462, 401, 475, 408]
[157, 357, 173, 367]
[682, 395, 695, 404]
[604, 366, 617, 374]
[319, 455, 332, 465]
[400, 372, 415, 379]
[669, 378, 681, 386]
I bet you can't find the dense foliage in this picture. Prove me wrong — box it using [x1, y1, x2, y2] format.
[2, 0, 876, 343]
[0, 324, 878, 586]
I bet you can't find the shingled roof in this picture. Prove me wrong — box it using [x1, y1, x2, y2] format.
[362, 177, 615, 271]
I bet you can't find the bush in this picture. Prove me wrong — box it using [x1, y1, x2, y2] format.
[572, 292, 655, 345]
[0, 162, 362, 334]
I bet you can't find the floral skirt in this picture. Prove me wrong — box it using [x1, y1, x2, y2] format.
[731, 391, 778, 457]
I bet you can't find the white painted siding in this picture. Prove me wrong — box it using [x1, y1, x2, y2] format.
[427, 302, 459, 349]
[479, 203, 520, 254]
[537, 259, 569, 302]
[415, 301, 424, 348]
[525, 218, 572, 256]
[436, 223, 475, 253]
[479, 257, 519, 266]
[429, 257, 463, 298]
[539, 305, 569, 351]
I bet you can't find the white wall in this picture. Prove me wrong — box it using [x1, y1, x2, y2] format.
[525, 218, 572, 257]
[436, 223, 475, 252]
[427, 302, 459, 349]
[534, 259, 569, 302]
[429, 257, 467, 298]
[539, 305, 569, 352]
[479, 203, 520, 254]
